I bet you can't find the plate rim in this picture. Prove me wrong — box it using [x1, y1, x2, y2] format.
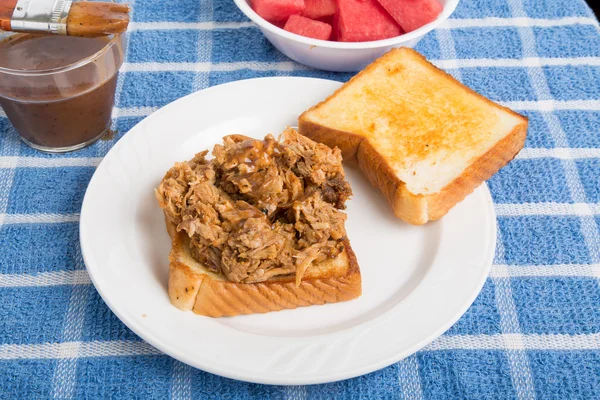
[80, 76, 497, 385]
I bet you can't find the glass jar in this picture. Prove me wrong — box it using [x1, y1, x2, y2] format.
[0, 32, 125, 152]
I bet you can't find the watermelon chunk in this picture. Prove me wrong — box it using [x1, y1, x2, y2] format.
[377, 0, 443, 33]
[250, 0, 305, 23]
[284, 15, 332, 40]
[302, 0, 336, 19]
[335, 0, 402, 42]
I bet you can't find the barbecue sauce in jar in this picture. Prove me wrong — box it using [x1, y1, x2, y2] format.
[0, 33, 125, 152]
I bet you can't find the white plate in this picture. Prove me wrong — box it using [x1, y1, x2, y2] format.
[80, 77, 497, 385]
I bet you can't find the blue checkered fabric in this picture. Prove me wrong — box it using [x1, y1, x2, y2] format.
[1, 0, 600, 398]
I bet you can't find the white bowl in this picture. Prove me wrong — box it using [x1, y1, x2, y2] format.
[233, 0, 459, 72]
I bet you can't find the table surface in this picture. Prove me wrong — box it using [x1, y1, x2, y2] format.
[1, 0, 600, 398]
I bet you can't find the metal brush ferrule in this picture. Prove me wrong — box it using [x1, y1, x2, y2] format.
[11, 0, 72, 35]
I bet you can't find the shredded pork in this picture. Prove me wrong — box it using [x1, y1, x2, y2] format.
[156, 129, 352, 284]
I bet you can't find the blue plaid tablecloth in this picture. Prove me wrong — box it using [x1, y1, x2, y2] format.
[1, 0, 600, 398]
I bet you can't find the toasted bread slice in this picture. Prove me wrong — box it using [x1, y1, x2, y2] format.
[299, 48, 528, 225]
[165, 216, 361, 317]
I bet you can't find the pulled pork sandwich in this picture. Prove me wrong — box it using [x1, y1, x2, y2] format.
[156, 128, 361, 317]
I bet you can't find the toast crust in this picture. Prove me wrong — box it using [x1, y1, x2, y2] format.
[165, 217, 362, 317]
[425, 122, 527, 221]
[299, 48, 528, 225]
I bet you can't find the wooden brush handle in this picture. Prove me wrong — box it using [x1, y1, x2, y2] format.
[0, 0, 18, 31]
[0, 0, 129, 37]
[67, 2, 130, 37]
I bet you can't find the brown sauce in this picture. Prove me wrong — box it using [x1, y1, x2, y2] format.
[0, 34, 122, 149]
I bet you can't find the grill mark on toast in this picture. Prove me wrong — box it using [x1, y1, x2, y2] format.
[297, 282, 318, 303]
[286, 282, 313, 306]
[314, 279, 345, 302]
[217, 288, 246, 316]
[287, 282, 307, 304]
[194, 289, 223, 317]
[224, 284, 259, 315]
[300, 281, 329, 304]
[316, 279, 341, 302]
[272, 284, 302, 309]
[234, 284, 272, 314]
[257, 282, 286, 309]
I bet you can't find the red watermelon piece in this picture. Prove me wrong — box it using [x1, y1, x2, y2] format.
[250, 0, 305, 23]
[318, 15, 334, 25]
[302, 0, 336, 19]
[284, 15, 332, 40]
[335, 0, 403, 42]
[377, 0, 443, 33]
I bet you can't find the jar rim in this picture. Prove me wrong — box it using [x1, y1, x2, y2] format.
[0, 33, 122, 77]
